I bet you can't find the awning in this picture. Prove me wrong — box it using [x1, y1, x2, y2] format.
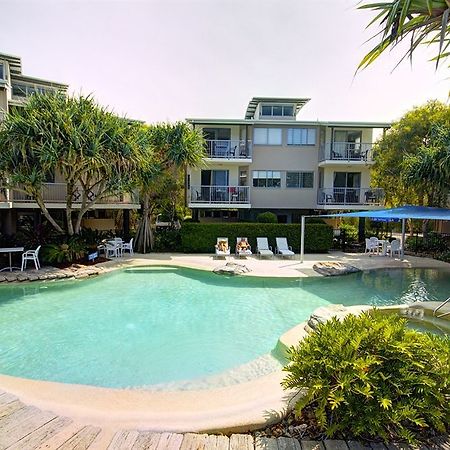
[300, 205, 450, 262]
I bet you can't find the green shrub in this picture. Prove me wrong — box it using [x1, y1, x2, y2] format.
[339, 223, 358, 243]
[154, 229, 182, 252]
[180, 223, 333, 253]
[42, 236, 87, 264]
[256, 211, 278, 223]
[405, 233, 449, 253]
[282, 311, 450, 443]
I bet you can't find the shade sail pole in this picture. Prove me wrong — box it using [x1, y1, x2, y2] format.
[401, 218, 406, 259]
[300, 216, 305, 263]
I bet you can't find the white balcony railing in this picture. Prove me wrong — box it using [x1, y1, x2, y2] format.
[205, 140, 252, 159]
[319, 142, 374, 162]
[9, 183, 139, 205]
[318, 187, 384, 206]
[190, 185, 250, 204]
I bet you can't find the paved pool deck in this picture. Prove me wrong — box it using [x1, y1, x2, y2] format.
[0, 252, 448, 448]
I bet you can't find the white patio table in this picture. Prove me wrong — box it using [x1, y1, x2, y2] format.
[0, 247, 24, 272]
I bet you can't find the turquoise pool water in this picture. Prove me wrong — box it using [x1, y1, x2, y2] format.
[0, 266, 448, 389]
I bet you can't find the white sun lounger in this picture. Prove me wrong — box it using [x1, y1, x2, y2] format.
[275, 237, 295, 258]
[215, 237, 230, 258]
[235, 237, 252, 258]
[256, 237, 273, 258]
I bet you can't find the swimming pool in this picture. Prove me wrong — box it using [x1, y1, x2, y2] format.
[0, 266, 448, 389]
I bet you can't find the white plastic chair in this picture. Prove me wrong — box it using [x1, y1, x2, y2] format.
[365, 237, 379, 255]
[235, 237, 252, 258]
[389, 239, 402, 258]
[276, 237, 295, 258]
[256, 237, 274, 258]
[21, 245, 41, 271]
[122, 238, 134, 256]
[106, 241, 121, 258]
[215, 237, 230, 258]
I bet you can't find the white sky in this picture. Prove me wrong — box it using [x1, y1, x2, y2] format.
[2, 0, 448, 124]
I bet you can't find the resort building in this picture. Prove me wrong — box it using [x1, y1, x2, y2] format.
[0, 52, 140, 235]
[186, 97, 390, 223]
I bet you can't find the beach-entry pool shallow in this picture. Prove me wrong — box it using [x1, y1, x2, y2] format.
[0, 266, 448, 389]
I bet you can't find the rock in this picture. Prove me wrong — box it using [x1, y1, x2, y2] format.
[74, 273, 89, 279]
[213, 262, 251, 276]
[313, 261, 360, 277]
[306, 304, 351, 332]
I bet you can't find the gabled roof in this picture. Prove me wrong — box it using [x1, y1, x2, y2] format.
[245, 97, 310, 119]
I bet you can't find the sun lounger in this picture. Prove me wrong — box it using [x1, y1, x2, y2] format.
[215, 237, 230, 258]
[275, 237, 295, 258]
[256, 237, 273, 258]
[235, 237, 252, 258]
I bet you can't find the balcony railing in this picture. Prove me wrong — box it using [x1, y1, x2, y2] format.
[318, 187, 384, 206]
[205, 140, 252, 159]
[319, 142, 374, 162]
[190, 185, 250, 204]
[8, 183, 139, 205]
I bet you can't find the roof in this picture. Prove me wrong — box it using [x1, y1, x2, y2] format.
[187, 118, 391, 128]
[0, 52, 22, 75]
[321, 205, 450, 221]
[245, 97, 310, 119]
[12, 74, 68, 90]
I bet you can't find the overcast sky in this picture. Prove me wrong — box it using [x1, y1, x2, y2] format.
[2, 0, 448, 124]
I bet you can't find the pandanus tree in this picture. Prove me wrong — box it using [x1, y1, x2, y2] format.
[0, 93, 143, 235]
[134, 122, 205, 253]
[358, 0, 450, 69]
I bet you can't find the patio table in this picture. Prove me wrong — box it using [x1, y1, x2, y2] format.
[377, 240, 389, 256]
[0, 247, 24, 272]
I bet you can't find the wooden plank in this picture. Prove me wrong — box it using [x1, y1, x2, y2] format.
[204, 435, 230, 450]
[229, 434, 253, 450]
[323, 441, 349, 450]
[108, 430, 139, 450]
[346, 442, 372, 450]
[301, 442, 326, 450]
[255, 436, 279, 450]
[0, 405, 40, 434]
[180, 433, 208, 450]
[33, 421, 84, 450]
[155, 432, 184, 450]
[0, 392, 18, 406]
[0, 409, 56, 448]
[7, 416, 72, 450]
[0, 400, 24, 420]
[57, 425, 102, 450]
[87, 429, 117, 450]
[132, 432, 162, 450]
[277, 437, 301, 450]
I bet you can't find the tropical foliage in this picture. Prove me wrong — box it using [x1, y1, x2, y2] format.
[359, 0, 450, 70]
[282, 311, 450, 443]
[134, 122, 205, 253]
[0, 93, 145, 235]
[371, 100, 450, 207]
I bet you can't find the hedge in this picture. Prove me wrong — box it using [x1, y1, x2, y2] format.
[180, 223, 333, 253]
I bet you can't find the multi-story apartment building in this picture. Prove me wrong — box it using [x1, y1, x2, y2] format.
[187, 97, 390, 223]
[0, 52, 140, 235]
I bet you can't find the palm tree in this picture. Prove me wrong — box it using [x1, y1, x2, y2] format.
[358, 0, 450, 70]
[134, 122, 205, 253]
[0, 93, 141, 235]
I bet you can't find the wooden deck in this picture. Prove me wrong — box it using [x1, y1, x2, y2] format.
[0, 391, 448, 450]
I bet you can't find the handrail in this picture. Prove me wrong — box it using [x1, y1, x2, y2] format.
[433, 296, 450, 318]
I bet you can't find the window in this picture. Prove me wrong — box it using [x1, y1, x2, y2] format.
[0, 63, 4, 81]
[287, 128, 316, 145]
[253, 128, 282, 145]
[260, 104, 294, 118]
[252, 170, 281, 188]
[12, 83, 55, 98]
[286, 171, 314, 188]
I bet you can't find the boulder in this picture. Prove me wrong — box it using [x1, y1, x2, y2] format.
[306, 304, 350, 333]
[213, 262, 251, 276]
[313, 261, 360, 277]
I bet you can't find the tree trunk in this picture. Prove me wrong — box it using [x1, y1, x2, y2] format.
[35, 195, 64, 234]
[65, 181, 75, 236]
[135, 193, 153, 253]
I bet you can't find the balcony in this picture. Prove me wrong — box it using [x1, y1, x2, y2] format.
[204, 140, 252, 161]
[317, 187, 384, 208]
[2, 183, 140, 209]
[189, 185, 250, 208]
[319, 142, 374, 164]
